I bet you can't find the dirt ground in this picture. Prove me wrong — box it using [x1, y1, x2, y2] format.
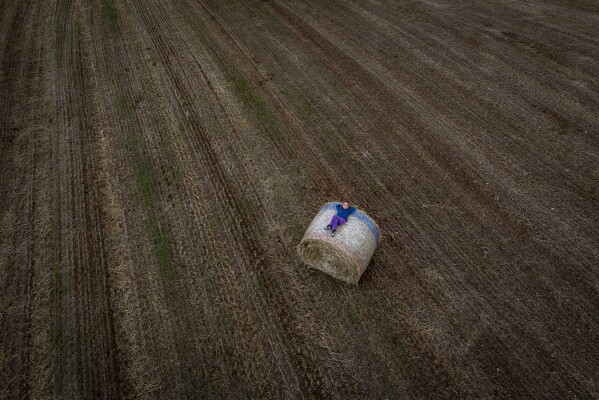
[1, 0, 598, 398]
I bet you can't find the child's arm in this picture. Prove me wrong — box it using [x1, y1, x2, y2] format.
[349, 207, 356, 215]
[336, 204, 341, 211]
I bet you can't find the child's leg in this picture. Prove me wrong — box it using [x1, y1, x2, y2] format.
[330, 215, 340, 230]
[331, 216, 347, 231]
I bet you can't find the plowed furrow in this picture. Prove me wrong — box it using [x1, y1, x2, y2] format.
[82, 0, 246, 393]
[128, 2, 328, 396]
[191, 0, 342, 197]
[2, 0, 598, 398]
[50, 0, 127, 397]
[0, 1, 57, 398]
[124, 3, 335, 394]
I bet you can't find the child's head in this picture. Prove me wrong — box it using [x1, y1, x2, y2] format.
[342, 201, 350, 209]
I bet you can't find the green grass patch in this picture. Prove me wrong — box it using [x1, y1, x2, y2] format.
[136, 153, 155, 207]
[116, 94, 178, 280]
[146, 212, 176, 281]
[135, 152, 177, 281]
[176, 3, 208, 35]
[228, 72, 283, 142]
[231, 73, 277, 126]
[116, 94, 134, 121]
[250, 4, 290, 37]
[101, 0, 118, 31]
[253, 95, 276, 126]
[281, 88, 318, 121]
[332, 82, 353, 103]
[302, 100, 317, 116]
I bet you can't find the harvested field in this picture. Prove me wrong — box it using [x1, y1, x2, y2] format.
[0, 0, 598, 398]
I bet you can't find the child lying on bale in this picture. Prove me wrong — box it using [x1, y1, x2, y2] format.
[324, 201, 356, 237]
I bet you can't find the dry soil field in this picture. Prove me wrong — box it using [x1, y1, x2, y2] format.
[1, 0, 598, 398]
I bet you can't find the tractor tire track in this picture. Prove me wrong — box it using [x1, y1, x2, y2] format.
[194, 0, 345, 199]
[53, 0, 126, 398]
[123, 0, 350, 395]
[0, 1, 53, 399]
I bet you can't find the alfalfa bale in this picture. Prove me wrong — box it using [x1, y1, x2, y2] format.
[297, 202, 380, 284]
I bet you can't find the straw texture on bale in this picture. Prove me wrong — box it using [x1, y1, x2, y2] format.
[297, 202, 380, 284]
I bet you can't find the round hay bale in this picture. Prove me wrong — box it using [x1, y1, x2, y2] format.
[297, 202, 380, 285]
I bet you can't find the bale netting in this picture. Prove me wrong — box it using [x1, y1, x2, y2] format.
[297, 202, 380, 285]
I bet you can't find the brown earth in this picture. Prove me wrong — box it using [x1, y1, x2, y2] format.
[1, 0, 598, 398]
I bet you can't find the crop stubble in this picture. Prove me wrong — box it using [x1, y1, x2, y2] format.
[0, 0, 597, 398]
